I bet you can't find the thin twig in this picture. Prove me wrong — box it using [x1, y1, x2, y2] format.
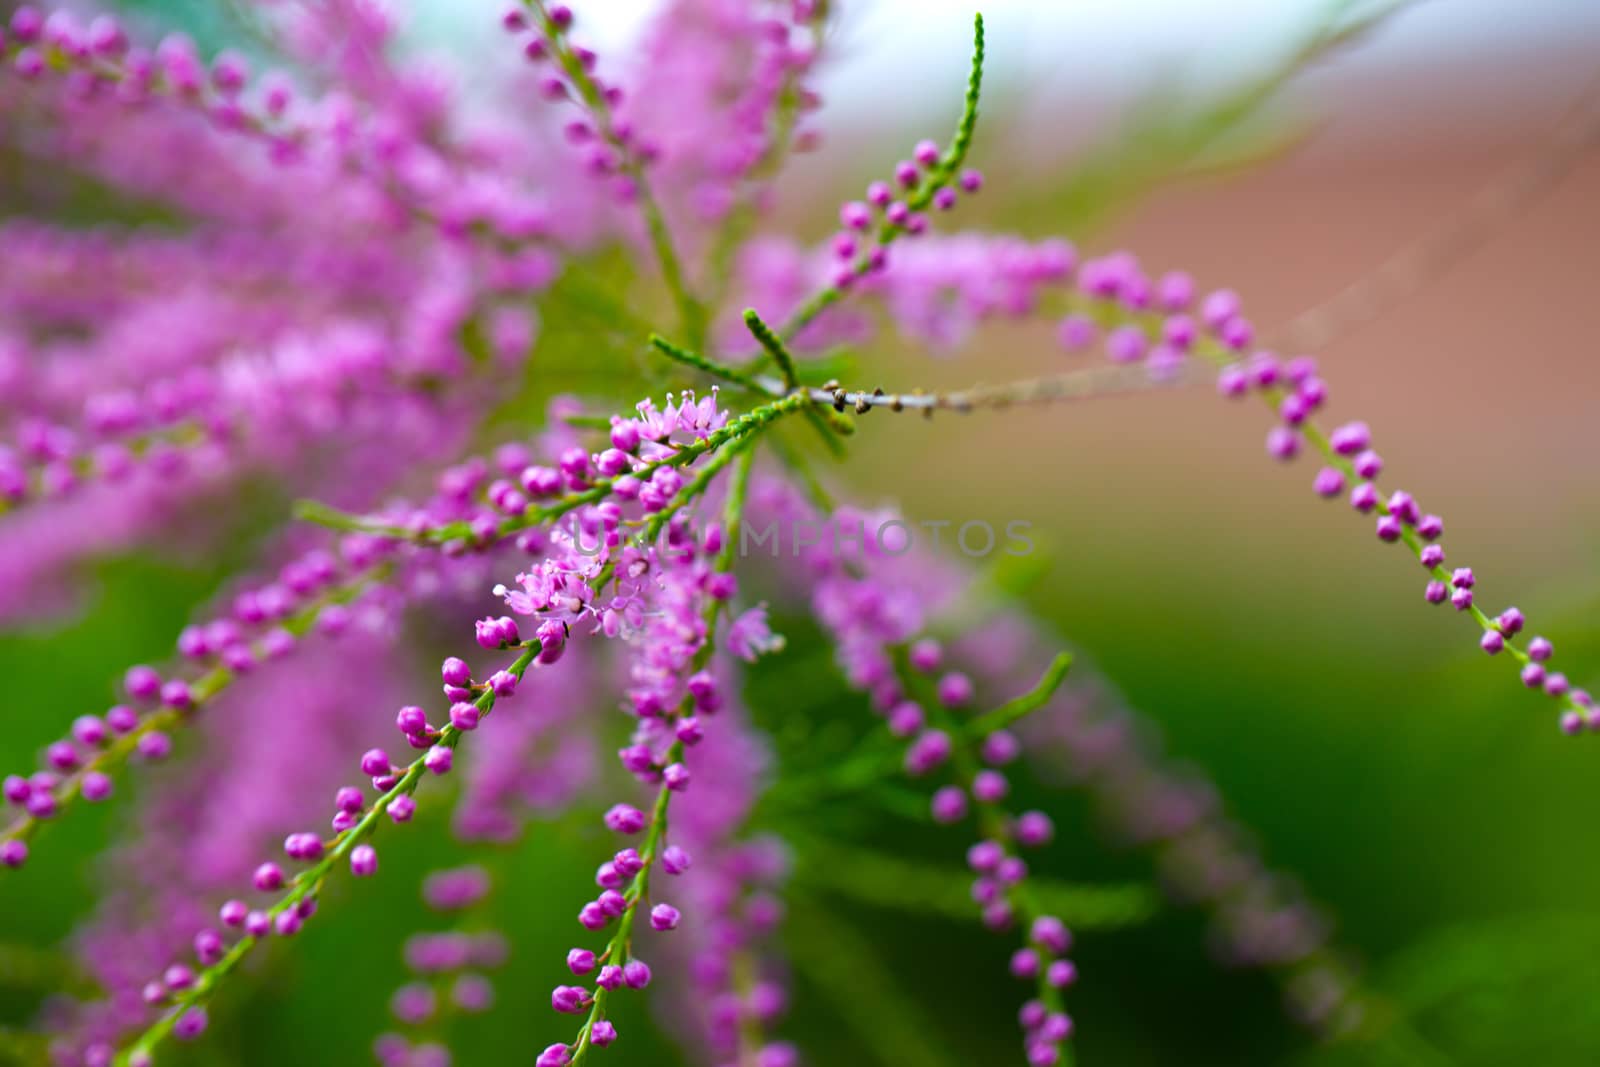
[1273, 69, 1600, 350]
[756, 361, 1205, 416]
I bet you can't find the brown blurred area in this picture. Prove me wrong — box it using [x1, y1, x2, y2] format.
[794, 21, 1600, 639]
[1062, 120, 1600, 577]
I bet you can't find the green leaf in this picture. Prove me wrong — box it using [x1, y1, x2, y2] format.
[1301, 913, 1600, 1066]
[0, 1027, 49, 1066]
[0, 940, 93, 994]
[789, 836, 1158, 930]
[783, 895, 967, 1067]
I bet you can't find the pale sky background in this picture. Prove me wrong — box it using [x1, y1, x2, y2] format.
[513, 0, 1596, 87]
[441, 0, 1600, 161]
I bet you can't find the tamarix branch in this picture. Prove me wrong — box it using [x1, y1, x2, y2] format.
[0, 2, 1589, 1066]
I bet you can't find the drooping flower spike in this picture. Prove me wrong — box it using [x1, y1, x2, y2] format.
[756, 13, 989, 353]
[911, 652, 1083, 1067]
[372, 865, 507, 1067]
[0, 6, 556, 250]
[1, 545, 391, 869]
[536, 445, 761, 1065]
[749, 484, 1086, 1062]
[1050, 254, 1595, 731]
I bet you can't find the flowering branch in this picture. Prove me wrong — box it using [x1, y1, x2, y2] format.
[1047, 268, 1596, 728]
[517, 1, 706, 345]
[2, 563, 389, 869]
[896, 650, 1080, 1066]
[560, 761, 676, 1065]
[294, 392, 807, 547]
[545, 448, 755, 1066]
[0, 13, 537, 250]
[114, 641, 543, 1067]
[770, 11, 987, 347]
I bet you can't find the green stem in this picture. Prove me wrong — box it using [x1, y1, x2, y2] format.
[648, 334, 763, 391]
[894, 649, 1075, 1057]
[742, 309, 855, 451]
[566, 738, 681, 1064]
[966, 653, 1074, 738]
[296, 394, 809, 546]
[742, 309, 801, 391]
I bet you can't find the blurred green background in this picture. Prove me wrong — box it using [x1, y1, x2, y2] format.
[4, 0, 1600, 1064]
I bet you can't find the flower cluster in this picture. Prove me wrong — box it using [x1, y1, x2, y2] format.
[649, 720, 795, 1065]
[97, 638, 549, 1066]
[374, 866, 507, 1067]
[528, 428, 770, 1063]
[1, 542, 391, 869]
[0, 4, 559, 243]
[754, 482, 1080, 1062]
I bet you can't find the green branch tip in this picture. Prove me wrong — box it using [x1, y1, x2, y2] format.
[967, 652, 1073, 737]
[941, 12, 986, 174]
[742, 308, 801, 391]
[292, 498, 362, 530]
[560, 412, 614, 430]
[743, 308, 850, 454]
[646, 334, 760, 390]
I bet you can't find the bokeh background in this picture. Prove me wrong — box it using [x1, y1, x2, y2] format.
[4, 0, 1600, 1064]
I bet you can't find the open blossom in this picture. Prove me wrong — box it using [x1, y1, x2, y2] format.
[497, 558, 602, 621]
[626, 390, 731, 449]
[725, 603, 785, 662]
